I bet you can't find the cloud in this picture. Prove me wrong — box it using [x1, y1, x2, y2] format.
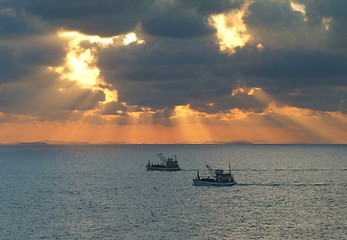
[0, 0, 346, 127]
[0, 7, 44, 38]
[0, 70, 105, 117]
[2, 0, 241, 38]
[98, 36, 346, 113]
[2, 0, 148, 36]
[246, 1, 300, 30]
[238, 49, 347, 85]
[272, 86, 347, 113]
[0, 32, 105, 119]
[142, 15, 214, 39]
[97, 102, 127, 116]
[0, 45, 26, 83]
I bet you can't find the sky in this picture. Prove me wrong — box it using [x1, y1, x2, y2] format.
[0, 0, 346, 144]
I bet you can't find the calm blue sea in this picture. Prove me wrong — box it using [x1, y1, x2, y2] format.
[0, 144, 346, 239]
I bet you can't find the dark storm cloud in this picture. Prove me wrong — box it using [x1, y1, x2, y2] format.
[0, 8, 43, 37]
[177, 0, 242, 15]
[0, 45, 28, 83]
[0, 7, 59, 84]
[246, 0, 347, 50]
[140, 0, 241, 38]
[0, 0, 346, 120]
[2, 0, 148, 37]
[99, 37, 346, 113]
[142, 15, 214, 39]
[1, 0, 227, 38]
[246, 0, 299, 29]
[14, 37, 65, 67]
[303, 0, 347, 49]
[0, 36, 65, 84]
[98, 37, 233, 110]
[224, 49, 347, 87]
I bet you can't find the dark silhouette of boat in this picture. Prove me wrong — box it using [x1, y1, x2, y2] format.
[146, 153, 181, 171]
[193, 164, 236, 186]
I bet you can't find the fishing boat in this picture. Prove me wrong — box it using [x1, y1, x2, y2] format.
[146, 153, 181, 171]
[193, 164, 236, 186]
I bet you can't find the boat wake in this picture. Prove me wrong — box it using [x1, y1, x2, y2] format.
[232, 168, 346, 172]
[235, 183, 340, 187]
[182, 168, 346, 172]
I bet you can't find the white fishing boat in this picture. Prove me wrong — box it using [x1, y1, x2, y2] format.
[193, 164, 236, 186]
[146, 153, 181, 171]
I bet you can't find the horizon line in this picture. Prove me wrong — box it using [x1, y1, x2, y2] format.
[1, 141, 346, 146]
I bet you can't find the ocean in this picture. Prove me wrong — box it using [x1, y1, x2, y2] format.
[0, 144, 346, 239]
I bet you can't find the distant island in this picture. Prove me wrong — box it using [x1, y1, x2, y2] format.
[196, 140, 254, 144]
[12, 141, 254, 145]
[19, 142, 47, 145]
[225, 141, 254, 145]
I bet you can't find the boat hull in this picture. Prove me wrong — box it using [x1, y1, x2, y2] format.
[147, 166, 181, 171]
[192, 179, 236, 186]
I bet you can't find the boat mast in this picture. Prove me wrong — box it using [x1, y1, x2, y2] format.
[229, 163, 235, 181]
[158, 153, 168, 165]
[206, 165, 215, 179]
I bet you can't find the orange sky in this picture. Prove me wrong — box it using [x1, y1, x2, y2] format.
[1, 105, 346, 144]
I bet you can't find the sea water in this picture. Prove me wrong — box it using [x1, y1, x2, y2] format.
[0, 144, 346, 239]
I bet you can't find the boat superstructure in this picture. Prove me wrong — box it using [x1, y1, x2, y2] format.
[193, 164, 236, 186]
[146, 153, 181, 171]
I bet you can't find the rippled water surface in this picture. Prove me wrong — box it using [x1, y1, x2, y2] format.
[0, 144, 346, 239]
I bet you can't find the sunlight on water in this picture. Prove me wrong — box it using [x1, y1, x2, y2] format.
[0, 144, 346, 239]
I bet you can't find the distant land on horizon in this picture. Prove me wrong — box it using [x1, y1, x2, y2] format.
[1, 141, 345, 145]
[3, 141, 255, 145]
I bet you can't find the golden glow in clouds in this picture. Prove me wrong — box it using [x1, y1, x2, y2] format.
[123, 33, 145, 45]
[290, 1, 308, 21]
[322, 17, 333, 30]
[171, 104, 198, 119]
[232, 85, 259, 96]
[209, 1, 251, 54]
[53, 31, 145, 103]
[290, 1, 306, 16]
